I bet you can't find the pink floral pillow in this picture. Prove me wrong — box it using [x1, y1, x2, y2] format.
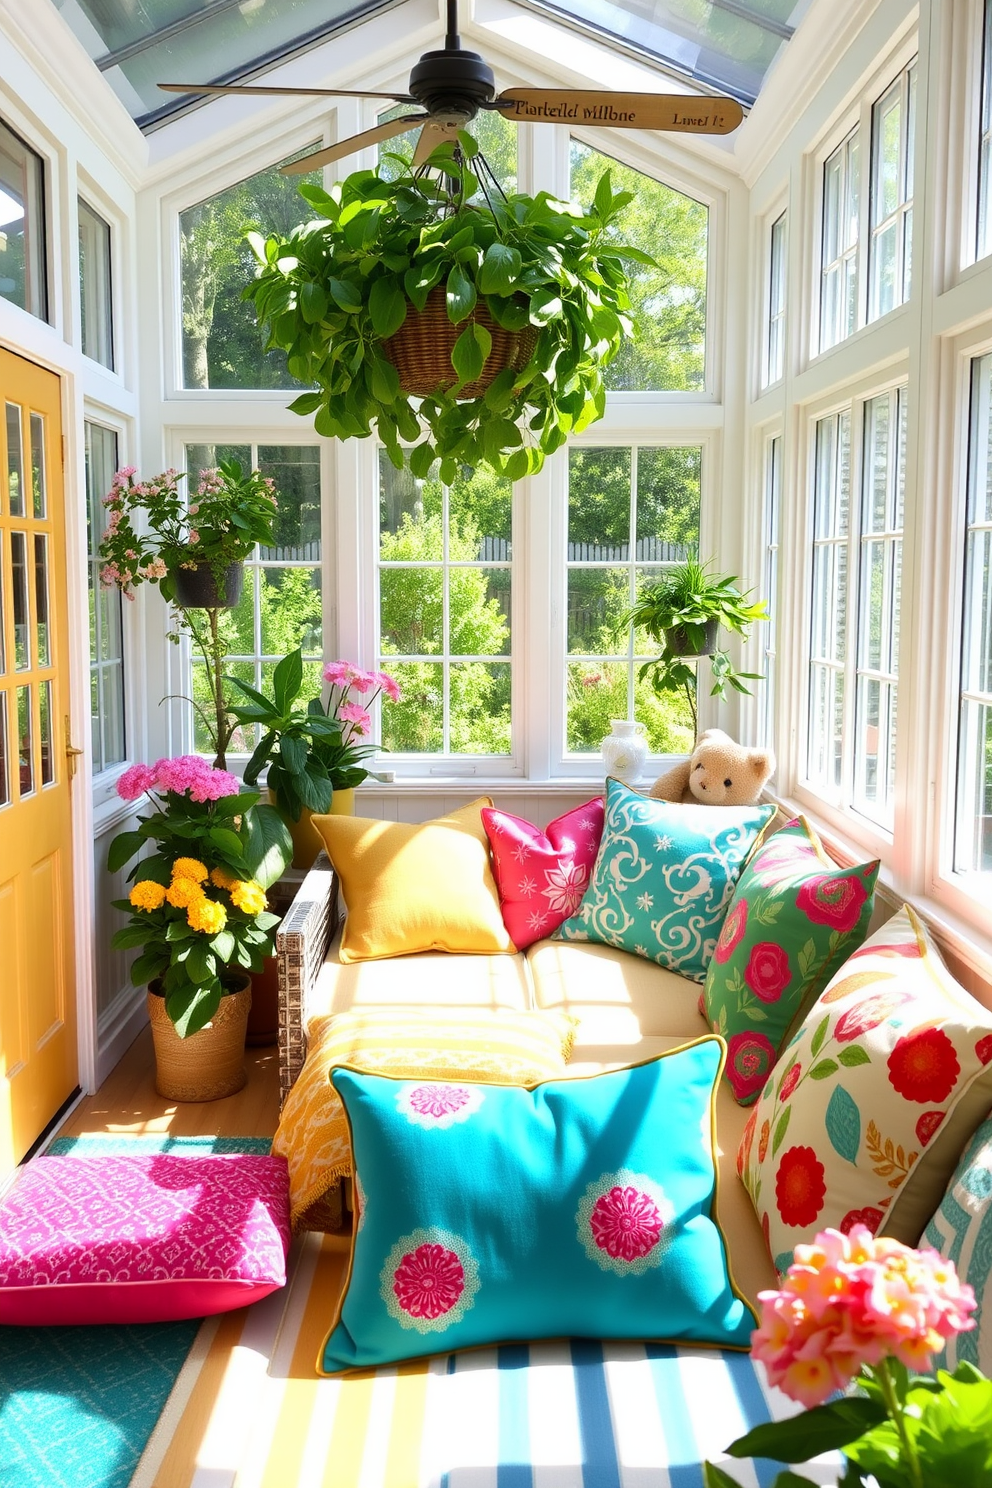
[738, 906, 992, 1273]
[482, 798, 605, 949]
[0, 1154, 290, 1325]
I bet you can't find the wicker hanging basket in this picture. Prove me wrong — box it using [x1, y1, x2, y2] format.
[382, 287, 538, 401]
[146, 975, 252, 1102]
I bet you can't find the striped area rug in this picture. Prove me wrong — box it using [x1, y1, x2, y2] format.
[133, 1233, 843, 1488]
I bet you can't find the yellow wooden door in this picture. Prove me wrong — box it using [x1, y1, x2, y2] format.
[0, 348, 78, 1170]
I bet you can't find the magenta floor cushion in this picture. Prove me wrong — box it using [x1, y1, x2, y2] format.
[0, 1153, 291, 1325]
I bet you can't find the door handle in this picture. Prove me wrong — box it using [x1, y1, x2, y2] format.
[64, 716, 84, 780]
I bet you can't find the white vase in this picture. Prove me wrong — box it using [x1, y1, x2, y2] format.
[600, 719, 649, 786]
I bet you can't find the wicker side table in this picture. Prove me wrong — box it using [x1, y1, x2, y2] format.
[275, 851, 338, 1108]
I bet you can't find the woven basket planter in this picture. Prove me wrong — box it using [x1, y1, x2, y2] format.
[382, 287, 538, 400]
[147, 975, 252, 1102]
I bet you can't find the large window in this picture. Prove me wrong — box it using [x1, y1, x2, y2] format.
[764, 212, 786, 388]
[570, 142, 708, 392]
[0, 119, 46, 322]
[955, 353, 992, 876]
[179, 148, 321, 390]
[183, 443, 322, 753]
[566, 445, 701, 756]
[869, 65, 916, 321]
[85, 421, 125, 774]
[807, 387, 906, 827]
[377, 454, 512, 758]
[78, 200, 114, 370]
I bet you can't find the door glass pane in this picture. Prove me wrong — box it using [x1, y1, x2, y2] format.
[0, 693, 7, 805]
[17, 683, 32, 797]
[11, 531, 29, 669]
[6, 402, 23, 516]
[30, 412, 45, 518]
[39, 679, 53, 786]
[34, 534, 50, 667]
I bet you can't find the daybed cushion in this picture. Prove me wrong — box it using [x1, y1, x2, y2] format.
[0, 1154, 290, 1326]
[701, 815, 880, 1105]
[924, 1114, 992, 1376]
[272, 1007, 577, 1232]
[321, 1040, 756, 1373]
[313, 798, 512, 962]
[555, 780, 775, 982]
[305, 938, 534, 1028]
[739, 905, 992, 1271]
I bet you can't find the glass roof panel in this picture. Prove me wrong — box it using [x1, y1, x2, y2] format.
[52, 0, 395, 128]
[52, 0, 809, 128]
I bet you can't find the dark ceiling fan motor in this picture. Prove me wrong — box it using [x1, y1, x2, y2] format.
[407, 48, 496, 121]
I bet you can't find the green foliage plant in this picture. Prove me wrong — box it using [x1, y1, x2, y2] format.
[227, 648, 401, 821]
[243, 136, 655, 479]
[621, 559, 768, 737]
[108, 756, 291, 1037]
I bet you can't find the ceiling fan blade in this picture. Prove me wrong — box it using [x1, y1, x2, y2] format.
[493, 90, 743, 135]
[281, 116, 429, 174]
[157, 83, 414, 102]
[413, 118, 463, 165]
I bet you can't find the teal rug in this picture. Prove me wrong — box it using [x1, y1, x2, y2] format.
[0, 1134, 271, 1488]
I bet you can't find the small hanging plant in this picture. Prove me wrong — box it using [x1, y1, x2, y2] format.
[243, 137, 654, 479]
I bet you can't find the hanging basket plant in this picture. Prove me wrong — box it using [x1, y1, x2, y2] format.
[243, 136, 654, 480]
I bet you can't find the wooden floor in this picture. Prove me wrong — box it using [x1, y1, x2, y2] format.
[58, 1026, 281, 1141]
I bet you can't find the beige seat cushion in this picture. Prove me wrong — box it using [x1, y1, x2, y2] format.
[305, 932, 533, 1034]
[527, 939, 706, 1045]
[560, 1033, 777, 1312]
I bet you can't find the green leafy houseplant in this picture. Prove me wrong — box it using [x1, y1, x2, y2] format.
[227, 649, 402, 822]
[108, 755, 292, 1036]
[99, 460, 280, 768]
[242, 137, 654, 479]
[621, 559, 768, 737]
[705, 1223, 987, 1488]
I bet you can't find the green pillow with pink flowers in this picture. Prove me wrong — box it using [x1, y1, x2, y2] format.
[701, 816, 880, 1106]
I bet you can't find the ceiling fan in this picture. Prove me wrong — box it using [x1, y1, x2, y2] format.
[158, 0, 744, 175]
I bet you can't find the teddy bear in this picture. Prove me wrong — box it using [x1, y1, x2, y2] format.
[648, 728, 775, 806]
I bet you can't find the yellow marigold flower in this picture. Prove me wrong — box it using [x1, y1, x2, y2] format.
[166, 876, 206, 910]
[171, 857, 208, 883]
[129, 880, 166, 912]
[210, 866, 237, 891]
[230, 880, 267, 916]
[187, 897, 227, 935]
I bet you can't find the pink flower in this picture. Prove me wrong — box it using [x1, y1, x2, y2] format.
[725, 1030, 776, 1102]
[541, 860, 588, 917]
[745, 942, 792, 1002]
[407, 1085, 471, 1119]
[376, 670, 401, 702]
[714, 897, 748, 964]
[344, 668, 378, 695]
[589, 1185, 664, 1262]
[392, 1243, 465, 1320]
[151, 755, 240, 801]
[116, 763, 157, 801]
[338, 702, 371, 736]
[187, 529, 199, 545]
[795, 875, 868, 933]
[322, 660, 353, 686]
[751, 1226, 976, 1407]
[142, 558, 168, 580]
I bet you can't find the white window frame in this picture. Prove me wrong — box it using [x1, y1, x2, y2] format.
[761, 430, 783, 756]
[977, 0, 992, 262]
[763, 210, 787, 389]
[868, 64, 916, 322]
[78, 196, 115, 372]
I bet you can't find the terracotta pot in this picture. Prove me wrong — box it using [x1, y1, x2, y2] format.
[146, 975, 251, 1101]
[172, 560, 244, 609]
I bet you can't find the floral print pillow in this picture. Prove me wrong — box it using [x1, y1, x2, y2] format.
[702, 817, 879, 1105]
[482, 798, 605, 949]
[738, 905, 992, 1274]
[554, 779, 774, 983]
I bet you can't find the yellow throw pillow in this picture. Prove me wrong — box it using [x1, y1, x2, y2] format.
[273, 1006, 577, 1230]
[313, 797, 514, 963]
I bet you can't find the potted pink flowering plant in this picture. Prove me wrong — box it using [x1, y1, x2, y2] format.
[108, 755, 291, 1096]
[705, 1225, 987, 1488]
[227, 647, 401, 867]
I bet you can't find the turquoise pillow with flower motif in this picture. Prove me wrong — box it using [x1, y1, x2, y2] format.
[702, 817, 879, 1106]
[554, 778, 774, 983]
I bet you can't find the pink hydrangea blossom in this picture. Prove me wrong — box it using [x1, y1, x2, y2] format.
[376, 670, 401, 702]
[152, 755, 240, 801]
[751, 1225, 976, 1407]
[338, 702, 371, 736]
[323, 660, 355, 686]
[116, 763, 157, 801]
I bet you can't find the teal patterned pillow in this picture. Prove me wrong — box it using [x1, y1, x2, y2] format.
[924, 1116, 992, 1377]
[555, 779, 775, 983]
